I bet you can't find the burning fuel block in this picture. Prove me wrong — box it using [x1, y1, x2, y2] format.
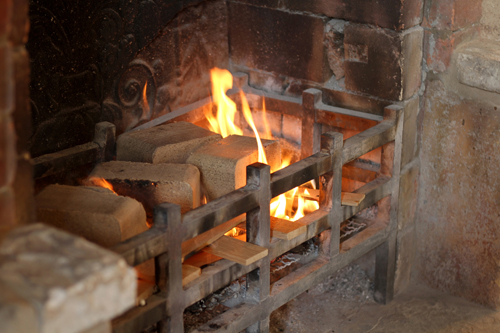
[116, 121, 222, 164]
[89, 161, 200, 215]
[36, 185, 148, 248]
[187, 135, 280, 200]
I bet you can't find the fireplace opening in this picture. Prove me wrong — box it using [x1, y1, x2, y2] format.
[7, 0, 500, 331]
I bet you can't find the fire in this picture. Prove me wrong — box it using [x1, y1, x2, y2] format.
[205, 67, 319, 224]
[143, 82, 149, 115]
[270, 156, 319, 221]
[87, 177, 116, 194]
[224, 228, 238, 237]
[240, 91, 268, 165]
[205, 68, 242, 138]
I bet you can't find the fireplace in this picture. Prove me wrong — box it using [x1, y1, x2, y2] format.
[0, 0, 433, 332]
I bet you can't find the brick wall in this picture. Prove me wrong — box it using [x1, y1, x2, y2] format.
[0, 0, 34, 234]
[225, 0, 424, 295]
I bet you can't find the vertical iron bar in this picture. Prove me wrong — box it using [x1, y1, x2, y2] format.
[245, 163, 271, 333]
[301, 89, 322, 159]
[320, 131, 344, 258]
[374, 105, 404, 304]
[94, 121, 116, 162]
[154, 203, 184, 333]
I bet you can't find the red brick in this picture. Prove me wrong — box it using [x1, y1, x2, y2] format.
[343, 24, 423, 101]
[0, 187, 15, 230]
[9, 0, 28, 46]
[284, 0, 423, 30]
[423, 0, 482, 30]
[228, 2, 330, 83]
[0, 116, 16, 188]
[424, 27, 479, 73]
[12, 47, 30, 153]
[0, 0, 12, 37]
[0, 43, 13, 115]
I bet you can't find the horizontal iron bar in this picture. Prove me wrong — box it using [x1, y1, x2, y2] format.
[182, 174, 390, 307]
[112, 295, 166, 333]
[270, 152, 331, 197]
[111, 227, 167, 267]
[181, 186, 260, 242]
[33, 142, 100, 179]
[193, 224, 393, 333]
[342, 120, 396, 165]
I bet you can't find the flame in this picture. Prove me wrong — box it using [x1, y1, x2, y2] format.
[206, 68, 242, 138]
[240, 91, 268, 165]
[224, 228, 238, 237]
[204, 67, 319, 222]
[143, 82, 149, 115]
[261, 98, 273, 140]
[87, 177, 116, 194]
[270, 155, 319, 221]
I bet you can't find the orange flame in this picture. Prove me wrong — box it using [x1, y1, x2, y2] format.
[224, 227, 238, 237]
[206, 68, 242, 137]
[87, 177, 116, 194]
[240, 91, 268, 165]
[261, 98, 273, 140]
[270, 156, 319, 221]
[143, 82, 149, 115]
[204, 67, 319, 222]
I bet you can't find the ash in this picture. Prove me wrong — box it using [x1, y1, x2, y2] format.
[308, 264, 374, 302]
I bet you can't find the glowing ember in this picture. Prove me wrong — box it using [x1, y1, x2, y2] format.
[87, 177, 116, 194]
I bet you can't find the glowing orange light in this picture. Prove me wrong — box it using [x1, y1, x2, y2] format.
[143, 82, 149, 115]
[204, 67, 320, 221]
[87, 177, 116, 194]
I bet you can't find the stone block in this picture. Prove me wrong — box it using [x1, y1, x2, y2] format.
[36, 185, 148, 248]
[324, 19, 346, 80]
[418, 79, 500, 308]
[228, 2, 330, 83]
[482, 0, 500, 41]
[343, 24, 423, 100]
[457, 40, 500, 94]
[0, 281, 38, 333]
[117, 122, 221, 164]
[89, 161, 200, 215]
[187, 135, 280, 200]
[285, 0, 423, 30]
[424, 27, 479, 73]
[395, 226, 416, 295]
[398, 159, 419, 230]
[401, 96, 420, 167]
[0, 224, 136, 333]
[423, 0, 482, 30]
[0, 116, 16, 188]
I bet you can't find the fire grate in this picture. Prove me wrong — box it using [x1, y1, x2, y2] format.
[33, 73, 404, 333]
[340, 219, 368, 242]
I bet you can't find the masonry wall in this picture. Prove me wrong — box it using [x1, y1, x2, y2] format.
[222, 0, 424, 294]
[0, 0, 34, 235]
[418, 0, 500, 308]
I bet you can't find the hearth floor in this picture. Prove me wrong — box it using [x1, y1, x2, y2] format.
[270, 275, 500, 332]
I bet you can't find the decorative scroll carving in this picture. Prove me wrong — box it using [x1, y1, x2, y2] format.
[27, 0, 211, 157]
